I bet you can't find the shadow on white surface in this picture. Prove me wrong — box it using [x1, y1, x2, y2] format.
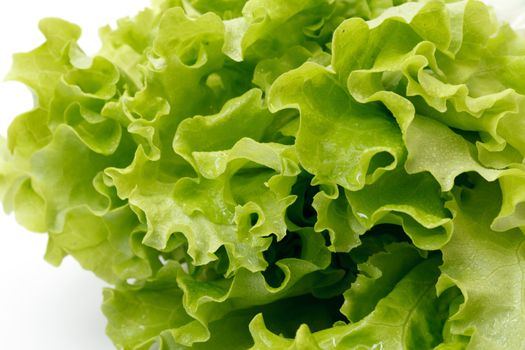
[0, 215, 113, 350]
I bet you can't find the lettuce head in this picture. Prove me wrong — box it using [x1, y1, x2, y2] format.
[1, 0, 525, 349]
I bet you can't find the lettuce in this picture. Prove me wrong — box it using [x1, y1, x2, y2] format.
[1, 0, 525, 349]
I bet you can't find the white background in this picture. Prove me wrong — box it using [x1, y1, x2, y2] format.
[0, 1, 523, 350]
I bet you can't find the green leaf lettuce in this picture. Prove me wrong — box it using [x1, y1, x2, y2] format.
[1, 0, 525, 349]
